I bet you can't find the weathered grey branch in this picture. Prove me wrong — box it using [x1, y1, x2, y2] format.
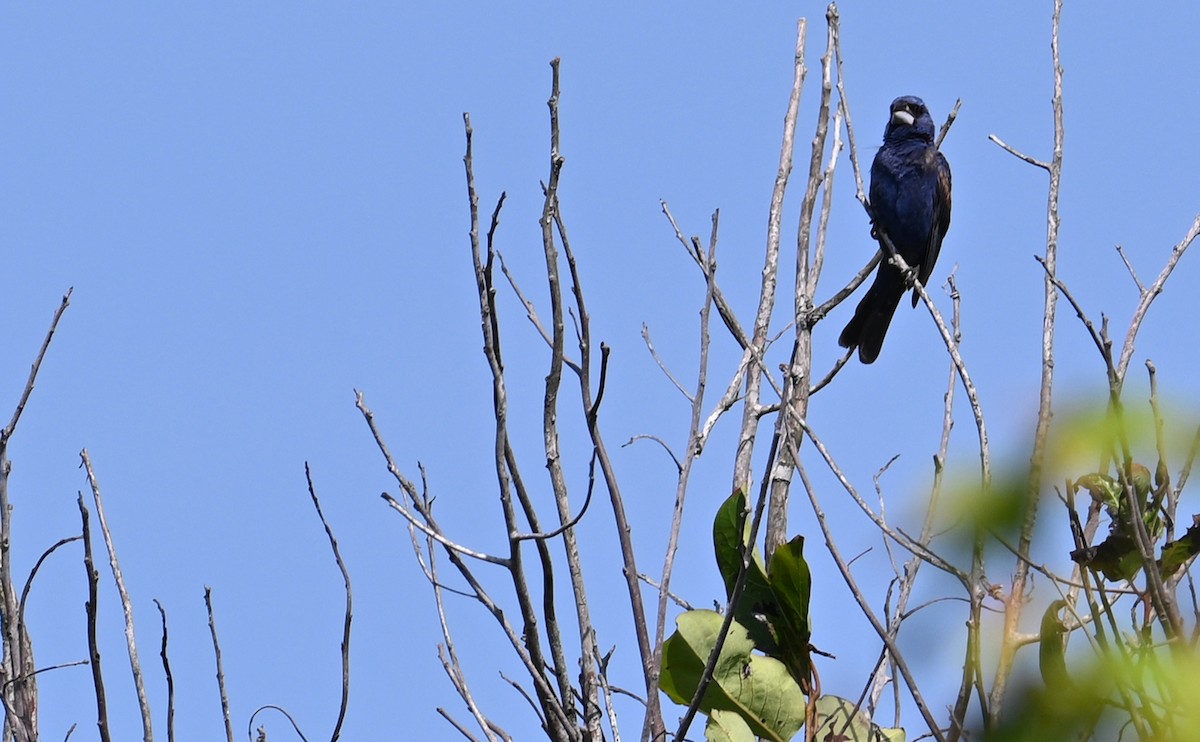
[81, 449, 153, 742]
[205, 587, 235, 742]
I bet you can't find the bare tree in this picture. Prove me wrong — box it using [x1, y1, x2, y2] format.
[1, 2, 1197, 741]
[358, 2, 1200, 741]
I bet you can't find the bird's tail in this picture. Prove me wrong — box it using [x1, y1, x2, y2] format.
[838, 270, 905, 364]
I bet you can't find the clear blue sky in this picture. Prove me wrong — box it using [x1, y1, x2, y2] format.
[3, 3, 1199, 739]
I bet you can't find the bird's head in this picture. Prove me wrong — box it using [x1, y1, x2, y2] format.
[884, 96, 936, 143]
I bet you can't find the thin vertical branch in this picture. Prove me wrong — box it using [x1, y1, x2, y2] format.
[731, 17, 807, 492]
[539, 57, 601, 741]
[768, 5, 838, 558]
[461, 110, 574, 740]
[650, 212, 718, 727]
[985, 0, 1064, 726]
[153, 600, 175, 742]
[80, 449, 153, 742]
[205, 587, 235, 742]
[303, 463, 353, 741]
[549, 139, 656, 733]
[1146, 361, 1172, 534]
[78, 495, 110, 742]
[0, 288, 71, 742]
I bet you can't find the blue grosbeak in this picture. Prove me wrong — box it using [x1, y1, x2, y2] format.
[839, 96, 952, 364]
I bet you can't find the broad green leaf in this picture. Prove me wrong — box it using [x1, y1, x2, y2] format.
[705, 709, 755, 742]
[766, 536, 812, 685]
[660, 610, 805, 742]
[712, 490, 777, 653]
[713, 489, 751, 597]
[812, 695, 905, 742]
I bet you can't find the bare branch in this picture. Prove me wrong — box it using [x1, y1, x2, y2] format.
[539, 57, 602, 740]
[18, 535, 82, 654]
[78, 495, 109, 742]
[659, 202, 749, 350]
[808, 347, 853, 396]
[731, 15, 806, 493]
[153, 600, 176, 742]
[304, 464, 353, 741]
[205, 587, 235, 742]
[987, 134, 1050, 170]
[380, 493, 508, 565]
[650, 208, 718, 722]
[437, 707, 482, 742]
[935, 99, 963, 150]
[769, 3, 839, 556]
[621, 435, 682, 474]
[246, 705, 310, 742]
[809, 249, 882, 325]
[80, 449, 153, 742]
[513, 452, 597, 542]
[1115, 212, 1200, 383]
[1, 288, 72, 443]
[0, 289, 72, 742]
[641, 324, 692, 402]
[432, 552, 504, 742]
[1114, 244, 1146, 294]
[637, 573, 695, 612]
[696, 348, 749, 451]
[986, 0, 1065, 726]
[461, 109, 576, 738]
[795, 458, 945, 741]
[594, 646, 622, 742]
[1034, 255, 1111, 369]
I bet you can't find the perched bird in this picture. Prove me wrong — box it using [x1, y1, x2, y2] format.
[838, 96, 952, 364]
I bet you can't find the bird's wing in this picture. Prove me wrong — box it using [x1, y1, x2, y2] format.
[916, 150, 952, 291]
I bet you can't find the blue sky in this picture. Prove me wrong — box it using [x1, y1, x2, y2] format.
[3, 3, 1199, 739]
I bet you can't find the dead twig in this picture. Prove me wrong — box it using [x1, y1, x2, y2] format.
[205, 587, 235, 742]
[81, 449, 153, 742]
[304, 463, 353, 741]
[78, 495, 109, 742]
[153, 600, 176, 742]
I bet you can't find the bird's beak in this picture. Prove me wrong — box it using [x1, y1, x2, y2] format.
[891, 110, 915, 126]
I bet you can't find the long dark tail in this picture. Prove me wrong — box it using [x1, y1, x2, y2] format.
[838, 268, 905, 364]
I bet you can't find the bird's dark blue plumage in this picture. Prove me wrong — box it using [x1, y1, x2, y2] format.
[839, 96, 952, 364]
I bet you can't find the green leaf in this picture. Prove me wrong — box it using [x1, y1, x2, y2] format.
[705, 710, 756, 742]
[812, 695, 905, 742]
[1038, 600, 1071, 688]
[659, 610, 806, 742]
[1070, 532, 1140, 582]
[1075, 473, 1122, 514]
[713, 490, 750, 596]
[1077, 465, 1161, 538]
[1159, 519, 1200, 577]
[712, 490, 777, 654]
[766, 536, 812, 686]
